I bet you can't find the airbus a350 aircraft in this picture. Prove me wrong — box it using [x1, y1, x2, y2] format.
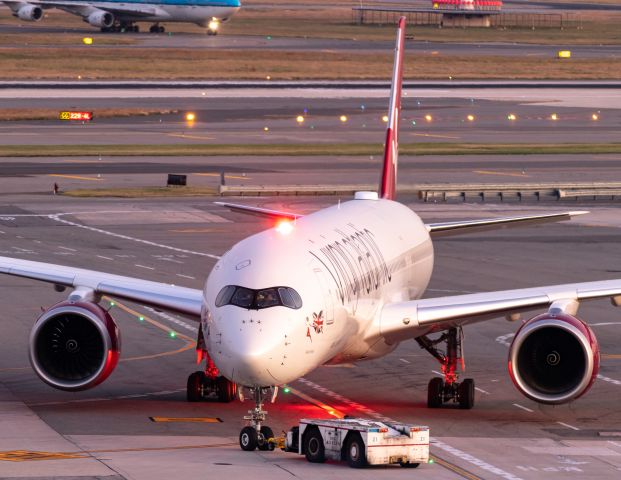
[1, 0, 240, 33]
[1, 17, 619, 452]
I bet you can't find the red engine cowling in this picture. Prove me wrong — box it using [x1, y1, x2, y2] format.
[508, 312, 599, 404]
[29, 301, 121, 391]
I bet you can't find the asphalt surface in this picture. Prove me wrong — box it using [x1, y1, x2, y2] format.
[1, 192, 621, 479]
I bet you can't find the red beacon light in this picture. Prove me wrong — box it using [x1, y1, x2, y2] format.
[275, 219, 294, 235]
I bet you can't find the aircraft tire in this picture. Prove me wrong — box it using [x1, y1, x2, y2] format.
[257, 426, 274, 451]
[186, 371, 205, 402]
[216, 376, 235, 402]
[458, 378, 475, 410]
[427, 377, 444, 408]
[239, 426, 258, 451]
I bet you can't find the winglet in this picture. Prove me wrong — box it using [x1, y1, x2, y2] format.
[379, 16, 406, 200]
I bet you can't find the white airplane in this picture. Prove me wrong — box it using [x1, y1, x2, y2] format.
[0, 17, 619, 453]
[1, 0, 240, 33]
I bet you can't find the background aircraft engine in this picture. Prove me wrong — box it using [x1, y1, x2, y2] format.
[16, 5, 43, 21]
[508, 312, 599, 404]
[87, 10, 114, 28]
[29, 301, 121, 391]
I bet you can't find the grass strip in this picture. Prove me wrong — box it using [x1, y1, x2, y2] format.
[2, 143, 621, 157]
[63, 186, 219, 198]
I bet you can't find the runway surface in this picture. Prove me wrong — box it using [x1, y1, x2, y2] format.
[1, 192, 621, 479]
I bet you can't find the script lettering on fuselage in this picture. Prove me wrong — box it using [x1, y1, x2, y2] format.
[309, 225, 392, 307]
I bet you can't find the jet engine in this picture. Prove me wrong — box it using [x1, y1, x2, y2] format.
[86, 10, 114, 28]
[29, 301, 121, 391]
[508, 312, 599, 404]
[16, 5, 43, 21]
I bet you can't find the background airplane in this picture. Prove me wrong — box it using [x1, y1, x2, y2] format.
[1, 0, 240, 33]
[0, 17, 619, 453]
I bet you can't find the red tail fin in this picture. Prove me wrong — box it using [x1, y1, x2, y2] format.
[379, 16, 406, 200]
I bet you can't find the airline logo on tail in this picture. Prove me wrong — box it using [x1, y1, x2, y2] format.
[379, 17, 406, 201]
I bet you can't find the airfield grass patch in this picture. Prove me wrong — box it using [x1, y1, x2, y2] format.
[1, 48, 620, 80]
[3, 143, 621, 157]
[0, 108, 179, 121]
[63, 186, 219, 198]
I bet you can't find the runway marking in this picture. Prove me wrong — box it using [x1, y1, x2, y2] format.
[169, 228, 228, 233]
[143, 306, 198, 334]
[28, 389, 185, 407]
[96, 255, 114, 260]
[194, 173, 251, 180]
[296, 378, 519, 480]
[176, 274, 196, 280]
[48, 174, 102, 182]
[57, 246, 77, 252]
[49, 214, 221, 260]
[475, 387, 490, 395]
[62, 159, 101, 163]
[411, 132, 461, 139]
[432, 369, 443, 376]
[134, 264, 155, 270]
[399, 358, 411, 364]
[513, 403, 534, 413]
[474, 170, 529, 178]
[149, 417, 222, 423]
[167, 133, 216, 140]
[557, 422, 580, 431]
[0, 230, 5, 234]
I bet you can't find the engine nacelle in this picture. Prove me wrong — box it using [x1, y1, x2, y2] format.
[508, 312, 599, 404]
[86, 10, 114, 28]
[16, 5, 43, 21]
[29, 301, 121, 391]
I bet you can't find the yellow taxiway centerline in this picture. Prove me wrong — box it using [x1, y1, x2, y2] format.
[474, 170, 529, 178]
[48, 174, 102, 181]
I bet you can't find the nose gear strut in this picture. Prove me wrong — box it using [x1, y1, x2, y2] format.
[416, 327, 475, 409]
[239, 386, 277, 451]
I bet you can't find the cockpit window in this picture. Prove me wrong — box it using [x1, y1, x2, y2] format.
[231, 287, 255, 308]
[215, 285, 302, 310]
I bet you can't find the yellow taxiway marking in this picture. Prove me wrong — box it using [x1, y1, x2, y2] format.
[602, 353, 621, 359]
[474, 170, 529, 178]
[431, 454, 484, 480]
[167, 133, 216, 141]
[411, 133, 461, 139]
[61, 160, 102, 163]
[150, 417, 222, 423]
[0, 450, 86, 462]
[193, 173, 250, 180]
[288, 386, 345, 419]
[48, 174, 102, 181]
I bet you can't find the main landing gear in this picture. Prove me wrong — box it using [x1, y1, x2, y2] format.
[239, 386, 277, 452]
[101, 21, 139, 33]
[416, 327, 475, 409]
[149, 24, 165, 33]
[186, 350, 236, 402]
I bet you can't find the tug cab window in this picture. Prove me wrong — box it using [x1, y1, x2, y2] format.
[215, 285, 302, 310]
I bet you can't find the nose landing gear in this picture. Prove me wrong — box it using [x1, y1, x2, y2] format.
[416, 327, 475, 409]
[239, 386, 277, 451]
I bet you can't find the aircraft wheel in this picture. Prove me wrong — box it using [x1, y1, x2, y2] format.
[239, 426, 258, 451]
[400, 461, 420, 468]
[257, 426, 274, 451]
[345, 433, 367, 468]
[216, 376, 236, 402]
[186, 371, 205, 402]
[459, 378, 475, 410]
[159, 26, 165, 33]
[304, 427, 325, 463]
[427, 377, 444, 408]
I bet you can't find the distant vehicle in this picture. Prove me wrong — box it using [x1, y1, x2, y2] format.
[268, 418, 429, 468]
[1, 0, 241, 34]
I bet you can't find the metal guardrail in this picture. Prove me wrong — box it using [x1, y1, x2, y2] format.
[219, 183, 621, 201]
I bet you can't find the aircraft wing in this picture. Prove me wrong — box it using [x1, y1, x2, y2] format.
[426, 211, 588, 238]
[22, 1, 167, 17]
[214, 202, 303, 221]
[380, 279, 621, 341]
[0, 256, 203, 317]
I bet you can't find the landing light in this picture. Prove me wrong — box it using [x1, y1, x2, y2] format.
[551, 113, 558, 121]
[339, 115, 348, 123]
[592, 113, 599, 121]
[185, 112, 196, 122]
[275, 220, 294, 235]
[507, 113, 517, 121]
[382, 115, 389, 123]
[425, 114, 432, 122]
[296, 115, 304, 124]
[208, 20, 219, 31]
[467, 114, 475, 122]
